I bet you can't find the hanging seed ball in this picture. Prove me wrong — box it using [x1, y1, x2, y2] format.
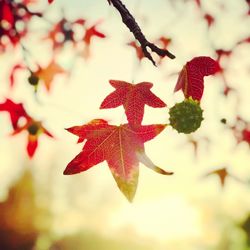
[169, 98, 204, 134]
[28, 123, 40, 135]
[28, 74, 39, 86]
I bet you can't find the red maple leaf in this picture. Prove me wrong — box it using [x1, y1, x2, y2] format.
[0, 98, 30, 129]
[100, 80, 166, 125]
[12, 119, 53, 158]
[64, 119, 173, 201]
[174, 56, 220, 101]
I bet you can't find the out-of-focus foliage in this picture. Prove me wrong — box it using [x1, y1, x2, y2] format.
[0, 170, 51, 250]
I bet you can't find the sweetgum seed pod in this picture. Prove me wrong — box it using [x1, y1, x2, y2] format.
[28, 123, 39, 135]
[169, 98, 203, 134]
[28, 74, 39, 86]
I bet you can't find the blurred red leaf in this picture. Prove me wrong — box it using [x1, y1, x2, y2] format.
[83, 24, 106, 45]
[100, 80, 166, 125]
[0, 0, 41, 52]
[82, 23, 106, 58]
[12, 119, 53, 158]
[0, 98, 29, 129]
[2, 2, 14, 26]
[45, 18, 86, 50]
[174, 56, 220, 101]
[128, 41, 144, 62]
[64, 119, 172, 201]
[204, 13, 215, 27]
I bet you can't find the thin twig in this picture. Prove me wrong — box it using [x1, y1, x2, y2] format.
[107, 0, 175, 65]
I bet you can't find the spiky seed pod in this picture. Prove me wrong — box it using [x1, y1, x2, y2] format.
[169, 98, 203, 134]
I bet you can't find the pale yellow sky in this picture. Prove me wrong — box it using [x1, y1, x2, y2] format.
[0, 0, 250, 249]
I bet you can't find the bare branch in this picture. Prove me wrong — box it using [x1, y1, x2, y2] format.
[108, 0, 176, 65]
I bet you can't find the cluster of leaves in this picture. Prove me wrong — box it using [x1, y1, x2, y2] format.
[0, 98, 53, 158]
[64, 56, 219, 201]
[44, 17, 105, 58]
[0, 1, 106, 152]
[0, 0, 42, 52]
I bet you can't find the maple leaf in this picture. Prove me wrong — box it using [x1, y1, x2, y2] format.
[174, 56, 220, 101]
[83, 25, 105, 45]
[33, 60, 65, 92]
[64, 119, 173, 202]
[82, 23, 106, 58]
[128, 41, 144, 62]
[0, 98, 30, 129]
[12, 119, 53, 158]
[100, 80, 166, 126]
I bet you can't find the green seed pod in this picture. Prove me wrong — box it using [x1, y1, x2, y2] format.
[28, 74, 39, 86]
[169, 98, 203, 134]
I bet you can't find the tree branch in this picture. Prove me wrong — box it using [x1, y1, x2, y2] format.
[107, 0, 176, 65]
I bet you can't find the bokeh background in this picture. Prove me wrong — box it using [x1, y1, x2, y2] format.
[0, 0, 250, 249]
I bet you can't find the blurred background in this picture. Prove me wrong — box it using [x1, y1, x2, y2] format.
[0, 0, 250, 249]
